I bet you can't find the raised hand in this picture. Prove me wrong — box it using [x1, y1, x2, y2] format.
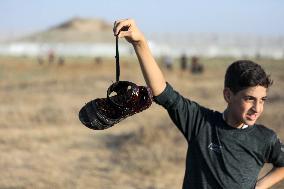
[113, 19, 145, 44]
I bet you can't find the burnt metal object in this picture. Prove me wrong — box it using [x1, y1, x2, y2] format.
[78, 34, 153, 130]
[79, 81, 153, 130]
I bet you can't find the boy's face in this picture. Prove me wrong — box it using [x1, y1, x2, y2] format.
[224, 86, 268, 127]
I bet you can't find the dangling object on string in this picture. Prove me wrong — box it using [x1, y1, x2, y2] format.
[78, 29, 154, 130]
[115, 35, 120, 82]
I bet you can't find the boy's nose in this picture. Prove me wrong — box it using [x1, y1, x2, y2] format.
[252, 101, 262, 113]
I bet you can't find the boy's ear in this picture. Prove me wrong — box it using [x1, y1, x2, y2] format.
[223, 88, 232, 103]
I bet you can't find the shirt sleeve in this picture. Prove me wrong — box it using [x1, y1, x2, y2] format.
[266, 133, 284, 167]
[154, 82, 210, 141]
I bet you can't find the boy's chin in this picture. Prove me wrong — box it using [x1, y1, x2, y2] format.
[243, 119, 257, 126]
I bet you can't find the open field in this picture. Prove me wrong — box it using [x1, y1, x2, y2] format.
[0, 56, 283, 189]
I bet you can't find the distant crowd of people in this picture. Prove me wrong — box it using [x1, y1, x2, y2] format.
[37, 50, 65, 66]
[36, 50, 203, 74]
[36, 49, 106, 66]
[161, 54, 204, 74]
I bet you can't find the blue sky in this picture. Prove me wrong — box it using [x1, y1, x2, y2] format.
[1, 0, 284, 38]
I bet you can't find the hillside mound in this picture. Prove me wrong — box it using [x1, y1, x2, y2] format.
[19, 17, 114, 43]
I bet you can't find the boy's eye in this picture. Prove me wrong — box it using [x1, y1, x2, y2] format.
[244, 96, 254, 101]
[262, 97, 267, 102]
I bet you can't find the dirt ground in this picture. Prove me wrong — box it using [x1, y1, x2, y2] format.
[0, 56, 283, 189]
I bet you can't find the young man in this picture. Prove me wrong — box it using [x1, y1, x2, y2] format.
[113, 19, 284, 189]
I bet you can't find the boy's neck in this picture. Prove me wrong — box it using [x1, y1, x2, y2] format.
[223, 109, 248, 129]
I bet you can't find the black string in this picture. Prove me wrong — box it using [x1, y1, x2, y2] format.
[115, 35, 120, 82]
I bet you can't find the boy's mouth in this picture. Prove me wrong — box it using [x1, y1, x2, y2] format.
[246, 113, 259, 121]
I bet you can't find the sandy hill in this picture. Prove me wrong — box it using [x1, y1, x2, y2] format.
[19, 17, 114, 43]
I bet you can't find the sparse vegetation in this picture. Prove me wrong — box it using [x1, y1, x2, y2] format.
[0, 56, 283, 189]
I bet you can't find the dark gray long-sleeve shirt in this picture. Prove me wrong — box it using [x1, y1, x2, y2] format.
[154, 83, 284, 189]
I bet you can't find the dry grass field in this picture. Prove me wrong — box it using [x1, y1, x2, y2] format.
[0, 56, 283, 189]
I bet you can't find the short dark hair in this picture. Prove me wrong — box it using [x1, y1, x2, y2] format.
[225, 60, 273, 94]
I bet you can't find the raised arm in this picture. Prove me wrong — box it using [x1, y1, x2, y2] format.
[113, 19, 166, 96]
